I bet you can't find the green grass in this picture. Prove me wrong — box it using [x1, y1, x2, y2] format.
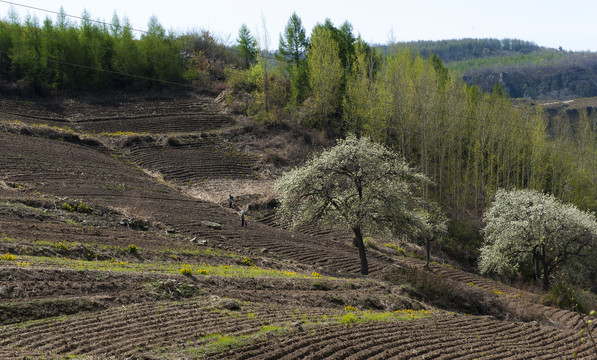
[176, 309, 432, 357]
[12, 255, 325, 280]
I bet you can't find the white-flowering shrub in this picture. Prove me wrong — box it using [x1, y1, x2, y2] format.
[479, 188, 597, 291]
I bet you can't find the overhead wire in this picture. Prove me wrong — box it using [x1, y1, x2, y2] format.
[0, 0, 153, 35]
[0, 0, 592, 163]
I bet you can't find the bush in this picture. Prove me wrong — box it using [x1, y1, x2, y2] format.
[128, 244, 139, 254]
[0, 252, 16, 261]
[61, 202, 75, 212]
[76, 202, 92, 213]
[54, 241, 70, 252]
[383, 243, 406, 256]
[542, 282, 597, 314]
[225, 67, 258, 93]
[240, 257, 254, 267]
[196, 268, 210, 275]
[180, 268, 193, 276]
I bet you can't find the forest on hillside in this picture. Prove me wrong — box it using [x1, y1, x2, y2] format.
[0, 7, 237, 93]
[2, 8, 597, 249]
[390, 38, 597, 100]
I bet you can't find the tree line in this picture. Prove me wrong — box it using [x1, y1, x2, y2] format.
[233, 14, 597, 223]
[0, 7, 220, 93]
[461, 53, 597, 99]
[379, 38, 541, 63]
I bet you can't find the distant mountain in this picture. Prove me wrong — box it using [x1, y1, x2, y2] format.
[381, 38, 597, 100]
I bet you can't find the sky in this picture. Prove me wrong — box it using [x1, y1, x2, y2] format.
[0, 0, 595, 52]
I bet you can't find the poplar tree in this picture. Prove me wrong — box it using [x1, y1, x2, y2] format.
[307, 26, 343, 131]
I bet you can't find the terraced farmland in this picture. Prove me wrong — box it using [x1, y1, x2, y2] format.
[1, 93, 596, 359]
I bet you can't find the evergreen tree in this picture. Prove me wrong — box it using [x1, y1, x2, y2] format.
[277, 12, 308, 105]
[237, 24, 257, 68]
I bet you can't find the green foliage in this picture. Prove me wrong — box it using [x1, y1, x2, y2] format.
[541, 282, 597, 313]
[306, 25, 344, 131]
[277, 12, 309, 105]
[479, 189, 597, 291]
[128, 244, 138, 254]
[0, 9, 188, 93]
[237, 24, 257, 68]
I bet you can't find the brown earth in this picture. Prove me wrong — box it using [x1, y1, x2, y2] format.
[0, 93, 595, 359]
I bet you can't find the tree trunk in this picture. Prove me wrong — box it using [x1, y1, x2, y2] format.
[542, 259, 550, 292]
[425, 237, 431, 268]
[353, 227, 368, 275]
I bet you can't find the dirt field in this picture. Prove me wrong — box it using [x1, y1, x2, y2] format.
[0, 93, 595, 359]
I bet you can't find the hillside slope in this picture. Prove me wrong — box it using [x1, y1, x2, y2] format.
[0, 92, 595, 359]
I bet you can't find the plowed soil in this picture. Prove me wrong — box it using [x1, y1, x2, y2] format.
[0, 93, 595, 359]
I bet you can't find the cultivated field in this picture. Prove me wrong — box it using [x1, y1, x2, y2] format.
[0, 93, 595, 359]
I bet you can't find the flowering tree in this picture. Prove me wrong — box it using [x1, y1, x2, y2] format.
[275, 136, 429, 275]
[479, 188, 597, 291]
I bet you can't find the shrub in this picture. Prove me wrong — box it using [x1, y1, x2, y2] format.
[180, 268, 193, 276]
[0, 252, 16, 261]
[542, 282, 597, 313]
[241, 257, 254, 267]
[196, 268, 210, 275]
[340, 312, 358, 324]
[53, 241, 70, 252]
[364, 237, 378, 250]
[128, 244, 138, 254]
[383, 243, 406, 256]
[61, 203, 74, 212]
[76, 202, 92, 213]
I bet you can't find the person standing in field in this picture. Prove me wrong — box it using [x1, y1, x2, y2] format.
[229, 194, 234, 208]
[240, 210, 246, 227]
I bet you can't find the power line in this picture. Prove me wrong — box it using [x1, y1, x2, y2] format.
[0, 1, 591, 147]
[0, 22, 187, 68]
[0, 0, 153, 35]
[0, 48, 193, 88]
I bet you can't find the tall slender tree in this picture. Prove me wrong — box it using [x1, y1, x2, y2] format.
[277, 12, 308, 105]
[307, 26, 343, 131]
[237, 24, 257, 69]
